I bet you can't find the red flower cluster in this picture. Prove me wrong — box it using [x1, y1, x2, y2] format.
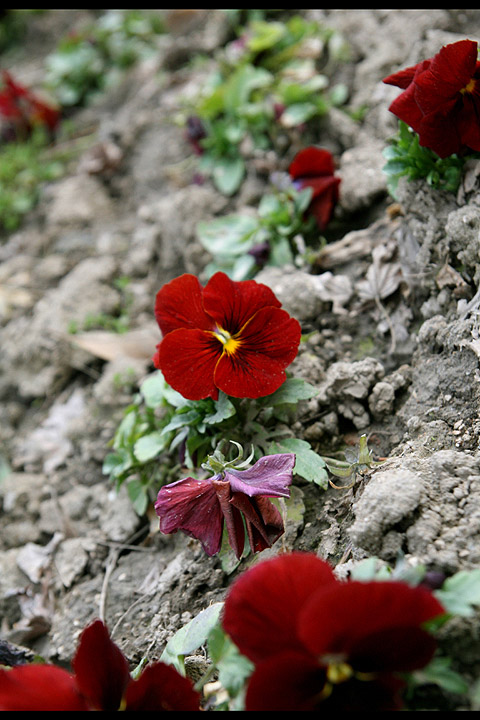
[155, 453, 294, 559]
[223, 553, 445, 711]
[384, 39, 480, 158]
[153, 272, 301, 401]
[289, 146, 340, 230]
[0, 70, 60, 143]
[0, 620, 200, 711]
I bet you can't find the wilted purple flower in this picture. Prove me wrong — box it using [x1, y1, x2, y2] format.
[185, 115, 207, 156]
[155, 452, 295, 559]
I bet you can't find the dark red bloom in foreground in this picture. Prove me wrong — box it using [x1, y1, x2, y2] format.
[153, 272, 301, 401]
[0, 70, 60, 142]
[222, 553, 445, 711]
[0, 619, 200, 711]
[289, 146, 341, 230]
[155, 453, 294, 559]
[384, 39, 480, 158]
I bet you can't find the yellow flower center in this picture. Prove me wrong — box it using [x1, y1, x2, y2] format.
[326, 662, 354, 685]
[461, 77, 477, 94]
[212, 327, 242, 355]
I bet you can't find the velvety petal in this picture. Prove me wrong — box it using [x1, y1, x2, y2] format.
[0, 665, 88, 711]
[232, 494, 285, 553]
[388, 80, 428, 133]
[73, 619, 131, 711]
[308, 179, 341, 230]
[155, 476, 224, 556]
[383, 62, 422, 89]
[202, 271, 281, 335]
[213, 306, 301, 398]
[289, 146, 335, 179]
[415, 109, 463, 157]
[123, 662, 201, 711]
[319, 674, 406, 712]
[457, 95, 480, 151]
[222, 553, 337, 663]
[212, 477, 245, 559]
[415, 39, 478, 115]
[245, 651, 328, 711]
[154, 273, 214, 336]
[299, 580, 444, 673]
[225, 453, 294, 497]
[157, 327, 222, 400]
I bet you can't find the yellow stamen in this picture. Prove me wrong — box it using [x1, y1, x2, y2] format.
[212, 328, 242, 356]
[326, 662, 354, 685]
[461, 78, 476, 94]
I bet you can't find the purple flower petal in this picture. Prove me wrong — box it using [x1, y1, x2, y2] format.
[225, 453, 294, 498]
[155, 476, 224, 556]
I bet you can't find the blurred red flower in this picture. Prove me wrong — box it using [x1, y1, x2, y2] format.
[153, 272, 301, 401]
[0, 70, 60, 142]
[383, 39, 480, 158]
[289, 146, 340, 230]
[0, 619, 200, 711]
[222, 553, 445, 711]
[155, 452, 294, 558]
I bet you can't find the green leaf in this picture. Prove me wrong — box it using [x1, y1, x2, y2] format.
[280, 102, 317, 128]
[133, 432, 168, 462]
[204, 392, 237, 425]
[435, 569, 480, 616]
[207, 624, 254, 696]
[415, 656, 469, 695]
[247, 20, 286, 53]
[127, 477, 149, 516]
[197, 214, 258, 256]
[160, 602, 224, 673]
[269, 437, 328, 487]
[266, 377, 318, 406]
[223, 64, 272, 112]
[212, 156, 245, 196]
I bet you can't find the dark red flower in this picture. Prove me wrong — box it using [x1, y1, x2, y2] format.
[222, 553, 445, 711]
[383, 39, 480, 158]
[153, 272, 301, 401]
[155, 453, 294, 559]
[0, 70, 60, 142]
[288, 146, 340, 230]
[0, 619, 200, 711]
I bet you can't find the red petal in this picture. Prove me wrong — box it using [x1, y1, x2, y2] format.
[245, 651, 327, 711]
[212, 477, 245, 559]
[154, 274, 214, 336]
[213, 306, 301, 398]
[383, 62, 421, 89]
[155, 477, 224, 556]
[289, 147, 335, 179]
[72, 620, 131, 710]
[202, 271, 281, 334]
[157, 328, 221, 400]
[222, 553, 337, 663]
[299, 580, 444, 672]
[418, 39, 478, 113]
[124, 662, 201, 711]
[307, 179, 340, 230]
[230, 493, 284, 553]
[0, 666, 88, 711]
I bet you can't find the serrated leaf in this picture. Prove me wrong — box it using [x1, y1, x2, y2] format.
[204, 391, 236, 425]
[269, 437, 327, 487]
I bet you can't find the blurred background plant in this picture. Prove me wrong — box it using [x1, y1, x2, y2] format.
[182, 13, 349, 195]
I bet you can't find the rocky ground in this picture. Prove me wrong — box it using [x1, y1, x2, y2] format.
[1, 9, 480, 710]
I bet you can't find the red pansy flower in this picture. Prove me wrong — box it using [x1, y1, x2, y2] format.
[153, 272, 301, 401]
[288, 146, 341, 230]
[155, 453, 294, 559]
[222, 552, 445, 711]
[383, 39, 480, 158]
[0, 70, 60, 142]
[0, 619, 200, 711]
